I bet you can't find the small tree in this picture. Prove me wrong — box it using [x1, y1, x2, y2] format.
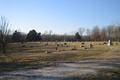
[78, 27, 85, 39]
[26, 29, 42, 41]
[0, 16, 11, 53]
[12, 30, 21, 42]
[75, 32, 81, 41]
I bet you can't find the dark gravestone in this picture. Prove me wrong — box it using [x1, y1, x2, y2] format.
[80, 45, 84, 47]
[22, 45, 26, 47]
[116, 43, 118, 45]
[45, 51, 51, 54]
[64, 43, 67, 45]
[81, 43, 84, 44]
[104, 41, 106, 44]
[55, 47, 57, 50]
[66, 45, 68, 47]
[56, 44, 59, 46]
[71, 48, 76, 50]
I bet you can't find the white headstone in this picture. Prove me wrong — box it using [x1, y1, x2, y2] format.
[108, 39, 113, 45]
[89, 44, 92, 48]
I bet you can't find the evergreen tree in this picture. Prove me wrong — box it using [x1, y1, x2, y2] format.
[75, 32, 81, 41]
[12, 30, 21, 42]
[26, 29, 42, 41]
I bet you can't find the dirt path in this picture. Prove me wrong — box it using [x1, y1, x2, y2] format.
[0, 47, 120, 80]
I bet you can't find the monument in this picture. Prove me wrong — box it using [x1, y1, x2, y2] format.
[89, 44, 92, 48]
[108, 39, 113, 45]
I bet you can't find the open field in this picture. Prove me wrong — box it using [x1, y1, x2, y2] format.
[0, 41, 120, 80]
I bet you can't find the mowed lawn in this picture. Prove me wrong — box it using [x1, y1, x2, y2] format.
[0, 41, 119, 72]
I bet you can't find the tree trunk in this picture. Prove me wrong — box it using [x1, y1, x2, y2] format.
[3, 45, 6, 53]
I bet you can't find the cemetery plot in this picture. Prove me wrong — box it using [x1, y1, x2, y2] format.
[0, 41, 114, 73]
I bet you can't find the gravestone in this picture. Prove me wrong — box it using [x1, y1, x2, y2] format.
[22, 45, 26, 47]
[64, 43, 67, 45]
[55, 47, 57, 50]
[104, 41, 106, 44]
[66, 45, 68, 47]
[108, 39, 113, 45]
[81, 43, 84, 44]
[89, 44, 92, 48]
[45, 51, 51, 54]
[58, 50, 61, 52]
[115, 43, 118, 45]
[80, 45, 84, 47]
[45, 41, 48, 45]
[56, 44, 59, 46]
[71, 48, 76, 50]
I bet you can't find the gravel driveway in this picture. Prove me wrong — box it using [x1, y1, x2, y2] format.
[0, 47, 120, 80]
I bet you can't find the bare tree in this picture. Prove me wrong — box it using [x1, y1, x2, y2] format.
[86, 28, 91, 41]
[0, 16, 11, 53]
[78, 27, 85, 39]
[106, 25, 114, 40]
[91, 26, 100, 41]
[101, 27, 107, 41]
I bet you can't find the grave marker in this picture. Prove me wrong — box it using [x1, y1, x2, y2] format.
[89, 44, 92, 48]
[108, 39, 113, 45]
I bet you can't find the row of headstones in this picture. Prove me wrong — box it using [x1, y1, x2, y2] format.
[108, 40, 118, 45]
[46, 44, 93, 53]
[80, 44, 92, 48]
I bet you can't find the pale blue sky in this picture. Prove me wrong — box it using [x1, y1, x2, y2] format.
[0, 0, 120, 35]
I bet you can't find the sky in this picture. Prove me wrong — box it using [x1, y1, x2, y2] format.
[0, 0, 120, 35]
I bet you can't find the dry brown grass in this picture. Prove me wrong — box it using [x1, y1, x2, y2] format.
[0, 41, 117, 73]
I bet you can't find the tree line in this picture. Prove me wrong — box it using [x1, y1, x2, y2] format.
[0, 16, 120, 53]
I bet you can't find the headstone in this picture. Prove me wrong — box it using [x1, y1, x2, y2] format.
[58, 50, 61, 52]
[56, 44, 59, 46]
[104, 41, 106, 44]
[83, 47, 86, 49]
[64, 43, 67, 45]
[89, 44, 92, 48]
[108, 40, 113, 45]
[55, 47, 57, 50]
[45, 42, 48, 45]
[45, 51, 51, 54]
[71, 48, 76, 50]
[22, 45, 26, 47]
[81, 43, 84, 44]
[80, 45, 84, 47]
[115, 43, 118, 45]
[62, 49, 66, 51]
[66, 45, 68, 47]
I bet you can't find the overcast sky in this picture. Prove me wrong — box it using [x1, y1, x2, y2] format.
[0, 0, 120, 35]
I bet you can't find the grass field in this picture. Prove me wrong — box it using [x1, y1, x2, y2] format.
[0, 41, 120, 78]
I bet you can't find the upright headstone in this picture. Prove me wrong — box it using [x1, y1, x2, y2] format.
[104, 41, 106, 44]
[89, 44, 92, 48]
[64, 43, 67, 45]
[108, 40, 113, 45]
[55, 47, 57, 50]
[115, 43, 118, 45]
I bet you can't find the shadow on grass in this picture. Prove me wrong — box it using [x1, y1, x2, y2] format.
[63, 68, 120, 80]
[0, 74, 67, 80]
